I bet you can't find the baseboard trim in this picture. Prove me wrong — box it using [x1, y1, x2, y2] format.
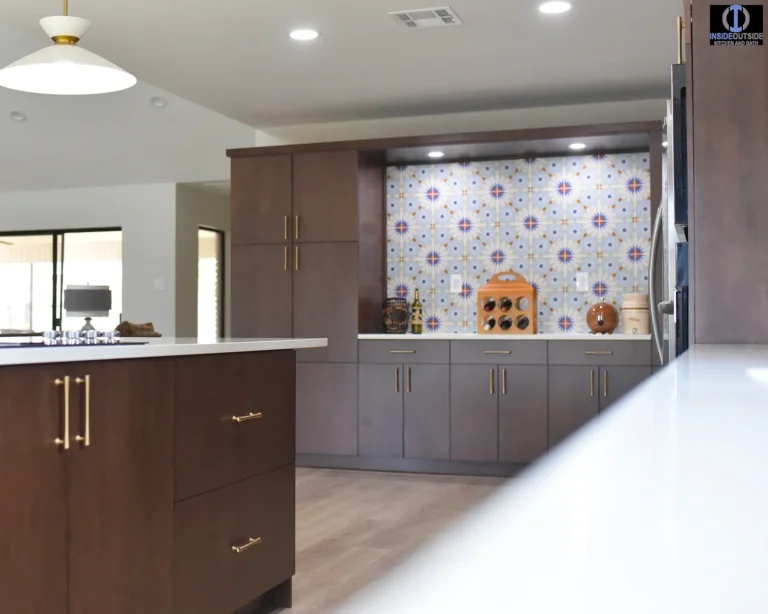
[296, 454, 524, 477]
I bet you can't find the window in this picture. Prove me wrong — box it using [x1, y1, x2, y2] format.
[0, 229, 122, 334]
[198, 228, 224, 339]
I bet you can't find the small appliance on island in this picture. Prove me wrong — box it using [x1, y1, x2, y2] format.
[477, 271, 537, 335]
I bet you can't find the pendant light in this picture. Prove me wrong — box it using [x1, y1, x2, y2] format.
[0, 0, 137, 95]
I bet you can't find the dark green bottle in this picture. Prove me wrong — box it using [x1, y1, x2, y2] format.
[411, 289, 423, 335]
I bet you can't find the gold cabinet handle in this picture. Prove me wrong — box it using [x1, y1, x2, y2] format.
[395, 367, 400, 393]
[232, 412, 263, 423]
[585, 350, 613, 356]
[74, 375, 90, 447]
[389, 350, 416, 354]
[284, 246, 289, 271]
[502, 368, 507, 395]
[677, 16, 685, 64]
[407, 367, 412, 393]
[54, 376, 70, 450]
[232, 537, 262, 554]
[294, 215, 299, 240]
[590, 370, 595, 397]
[284, 215, 289, 241]
[295, 246, 299, 271]
[490, 368, 495, 395]
[604, 370, 608, 398]
[484, 350, 511, 355]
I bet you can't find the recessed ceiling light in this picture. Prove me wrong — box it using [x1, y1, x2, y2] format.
[9, 110, 27, 122]
[150, 96, 168, 108]
[539, 1, 573, 14]
[290, 29, 319, 41]
[428, 151, 445, 159]
[569, 142, 587, 150]
[662, 141, 668, 148]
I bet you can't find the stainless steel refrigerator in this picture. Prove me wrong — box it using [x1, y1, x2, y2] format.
[650, 63, 690, 365]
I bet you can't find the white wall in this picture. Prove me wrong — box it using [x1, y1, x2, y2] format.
[175, 185, 230, 338]
[0, 184, 177, 335]
[254, 99, 667, 146]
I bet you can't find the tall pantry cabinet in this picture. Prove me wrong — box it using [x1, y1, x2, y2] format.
[229, 148, 385, 457]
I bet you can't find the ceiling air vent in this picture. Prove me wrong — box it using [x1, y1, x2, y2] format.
[389, 7, 463, 28]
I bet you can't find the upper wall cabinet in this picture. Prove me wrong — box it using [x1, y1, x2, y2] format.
[293, 151, 359, 243]
[231, 154, 292, 245]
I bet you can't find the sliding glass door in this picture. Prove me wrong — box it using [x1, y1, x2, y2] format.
[0, 229, 122, 334]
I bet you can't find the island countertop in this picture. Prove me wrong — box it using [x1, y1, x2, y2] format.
[338, 344, 768, 613]
[0, 337, 328, 366]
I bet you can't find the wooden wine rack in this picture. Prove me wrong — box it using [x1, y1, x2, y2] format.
[477, 271, 537, 335]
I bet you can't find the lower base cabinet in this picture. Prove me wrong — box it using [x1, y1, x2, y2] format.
[451, 365, 548, 463]
[297, 362, 358, 456]
[600, 366, 652, 412]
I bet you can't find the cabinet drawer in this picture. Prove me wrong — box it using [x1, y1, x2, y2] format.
[173, 466, 295, 614]
[450, 340, 547, 365]
[358, 340, 449, 364]
[548, 341, 651, 366]
[174, 351, 295, 501]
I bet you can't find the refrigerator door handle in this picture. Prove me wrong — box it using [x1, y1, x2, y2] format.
[649, 199, 665, 364]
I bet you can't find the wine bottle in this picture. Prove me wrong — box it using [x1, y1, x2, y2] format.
[484, 317, 497, 331]
[499, 316, 513, 331]
[411, 289, 423, 335]
[515, 315, 530, 331]
[499, 297, 512, 312]
[483, 298, 497, 312]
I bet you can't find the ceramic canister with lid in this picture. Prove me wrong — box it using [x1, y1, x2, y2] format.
[621, 293, 650, 335]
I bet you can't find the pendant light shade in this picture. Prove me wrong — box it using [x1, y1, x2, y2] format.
[0, 11, 136, 96]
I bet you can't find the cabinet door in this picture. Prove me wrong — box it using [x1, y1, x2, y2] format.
[0, 365, 67, 614]
[293, 242, 358, 362]
[404, 364, 450, 460]
[499, 365, 548, 463]
[358, 363, 403, 458]
[231, 154, 292, 245]
[297, 362, 358, 456]
[548, 366, 599, 448]
[231, 244, 293, 338]
[600, 366, 652, 413]
[293, 151, 359, 242]
[68, 359, 174, 614]
[450, 365, 498, 462]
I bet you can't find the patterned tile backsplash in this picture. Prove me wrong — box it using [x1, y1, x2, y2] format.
[386, 153, 652, 334]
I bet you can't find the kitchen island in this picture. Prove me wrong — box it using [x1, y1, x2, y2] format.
[0, 337, 326, 614]
[338, 344, 768, 613]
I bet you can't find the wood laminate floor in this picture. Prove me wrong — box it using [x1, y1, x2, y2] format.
[276, 468, 506, 614]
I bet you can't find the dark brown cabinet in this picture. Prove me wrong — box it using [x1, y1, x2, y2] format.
[297, 362, 358, 456]
[0, 364, 68, 614]
[231, 244, 293, 339]
[231, 154, 292, 246]
[548, 366, 600, 448]
[599, 366, 652, 413]
[293, 151, 360, 243]
[499, 365, 548, 463]
[403, 364, 450, 460]
[68, 359, 174, 614]
[293, 242, 359, 363]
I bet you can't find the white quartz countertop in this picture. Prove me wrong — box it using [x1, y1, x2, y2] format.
[0, 337, 327, 366]
[338, 344, 768, 614]
[359, 333, 652, 341]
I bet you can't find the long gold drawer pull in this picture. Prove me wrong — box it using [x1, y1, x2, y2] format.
[295, 246, 299, 271]
[284, 216, 289, 241]
[502, 368, 507, 395]
[485, 350, 511, 355]
[407, 367, 412, 393]
[284, 246, 288, 271]
[590, 370, 595, 397]
[232, 537, 262, 554]
[585, 350, 613, 356]
[232, 412, 263, 423]
[395, 367, 400, 393]
[604, 370, 608, 397]
[490, 368, 495, 395]
[294, 215, 300, 240]
[75, 375, 91, 447]
[54, 376, 70, 450]
[389, 350, 416, 354]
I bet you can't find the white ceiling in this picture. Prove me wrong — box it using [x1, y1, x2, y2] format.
[1, 0, 683, 128]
